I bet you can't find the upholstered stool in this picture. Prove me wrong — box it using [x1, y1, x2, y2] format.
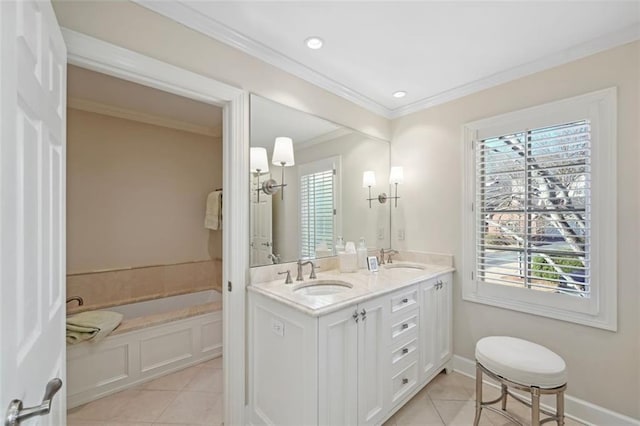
[473, 336, 567, 426]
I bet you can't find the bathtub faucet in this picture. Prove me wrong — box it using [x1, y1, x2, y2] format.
[66, 296, 84, 306]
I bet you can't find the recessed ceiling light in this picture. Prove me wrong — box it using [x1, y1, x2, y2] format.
[393, 91, 407, 98]
[305, 37, 324, 50]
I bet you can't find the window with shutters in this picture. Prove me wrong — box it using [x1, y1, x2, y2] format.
[298, 157, 340, 259]
[462, 88, 617, 330]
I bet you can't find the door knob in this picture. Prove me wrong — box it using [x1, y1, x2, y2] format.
[5, 378, 62, 426]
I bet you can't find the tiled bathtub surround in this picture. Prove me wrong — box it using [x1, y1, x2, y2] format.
[67, 259, 222, 314]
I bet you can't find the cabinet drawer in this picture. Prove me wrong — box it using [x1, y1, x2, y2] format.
[390, 287, 418, 315]
[390, 337, 418, 370]
[390, 357, 419, 406]
[390, 309, 419, 343]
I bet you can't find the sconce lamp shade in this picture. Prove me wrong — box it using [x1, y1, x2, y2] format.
[272, 137, 295, 166]
[362, 171, 376, 188]
[250, 147, 269, 174]
[389, 166, 404, 184]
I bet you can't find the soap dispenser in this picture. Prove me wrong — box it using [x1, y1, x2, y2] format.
[357, 237, 368, 269]
[335, 236, 345, 255]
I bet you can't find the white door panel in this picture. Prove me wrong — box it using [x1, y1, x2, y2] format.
[1, 0, 67, 424]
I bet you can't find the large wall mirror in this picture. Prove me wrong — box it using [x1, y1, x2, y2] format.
[250, 95, 391, 267]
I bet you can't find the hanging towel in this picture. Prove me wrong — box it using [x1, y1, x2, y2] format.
[66, 310, 123, 345]
[205, 190, 223, 230]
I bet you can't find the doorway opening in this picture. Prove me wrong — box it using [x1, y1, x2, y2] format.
[64, 65, 225, 425]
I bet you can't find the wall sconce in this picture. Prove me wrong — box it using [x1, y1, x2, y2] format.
[389, 166, 404, 207]
[250, 147, 269, 202]
[363, 171, 388, 208]
[261, 136, 295, 200]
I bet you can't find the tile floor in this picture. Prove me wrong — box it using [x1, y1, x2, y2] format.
[68, 360, 585, 426]
[67, 357, 223, 426]
[384, 371, 585, 426]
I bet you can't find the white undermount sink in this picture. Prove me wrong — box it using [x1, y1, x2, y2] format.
[293, 280, 353, 296]
[383, 263, 427, 271]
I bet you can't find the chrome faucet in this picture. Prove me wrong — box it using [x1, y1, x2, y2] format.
[66, 296, 84, 306]
[278, 270, 293, 284]
[386, 249, 399, 264]
[296, 259, 317, 281]
[378, 248, 399, 265]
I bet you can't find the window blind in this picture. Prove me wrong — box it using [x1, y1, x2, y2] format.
[476, 120, 590, 297]
[300, 168, 335, 259]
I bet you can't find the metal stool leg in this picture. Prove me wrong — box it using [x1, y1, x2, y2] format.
[557, 389, 565, 425]
[501, 384, 508, 411]
[531, 387, 541, 426]
[473, 362, 483, 426]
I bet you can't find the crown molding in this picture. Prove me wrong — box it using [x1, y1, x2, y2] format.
[388, 23, 640, 119]
[133, 0, 391, 118]
[296, 128, 355, 151]
[133, 1, 640, 120]
[68, 97, 222, 137]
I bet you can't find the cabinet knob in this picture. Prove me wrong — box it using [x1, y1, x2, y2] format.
[360, 309, 367, 321]
[402, 378, 409, 385]
[402, 348, 409, 355]
[353, 310, 359, 323]
[402, 298, 408, 303]
[402, 323, 409, 330]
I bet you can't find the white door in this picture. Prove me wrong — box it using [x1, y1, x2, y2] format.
[250, 173, 273, 265]
[1, 1, 67, 425]
[318, 306, 358, 426]
[357, 297, 387, 425]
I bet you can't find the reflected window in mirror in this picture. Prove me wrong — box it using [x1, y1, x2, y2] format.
[299, 156, 340, 259]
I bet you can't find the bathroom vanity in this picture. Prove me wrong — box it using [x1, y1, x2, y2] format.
[247, 263, 454, 426]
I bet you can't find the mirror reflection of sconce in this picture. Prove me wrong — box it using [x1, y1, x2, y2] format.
[363, 167, 404, 208]
[250, 147, 270, 202]
[363, 171, 388, 208]
[251, 137, 296, 201]
[389, 166, 404, 208]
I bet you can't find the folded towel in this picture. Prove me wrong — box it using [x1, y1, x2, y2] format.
[66, 310, 123, 345]
[205, 190, 223, 230]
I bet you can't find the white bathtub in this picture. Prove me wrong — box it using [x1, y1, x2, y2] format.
[67, 290, 223, 408]
[109, 289, 221, 319]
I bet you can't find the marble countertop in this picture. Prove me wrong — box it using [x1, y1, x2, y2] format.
[248, 262, 455, 317]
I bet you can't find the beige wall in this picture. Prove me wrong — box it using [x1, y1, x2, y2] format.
[67, 108, 222, 273]
[391, 41, 640, 418]
[52, 0, 390, 142]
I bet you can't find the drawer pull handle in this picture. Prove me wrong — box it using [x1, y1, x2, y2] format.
[360, 309, 367, 321]
[402, 298, 408, 303]
[353, 310, 359, 323]
[402, 348, 409, 354]
[402, 323, 409, 330]
[402, 378, 409, 385]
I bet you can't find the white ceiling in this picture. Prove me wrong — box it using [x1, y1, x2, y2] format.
[251, 95, 344, 151]
[68, 65, 223, 129]
[137, 1, 640, 118]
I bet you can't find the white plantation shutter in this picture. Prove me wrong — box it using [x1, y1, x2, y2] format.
[476, 120, 591, 297]
[299, 161, 336, 258]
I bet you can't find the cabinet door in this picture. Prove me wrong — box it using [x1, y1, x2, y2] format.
[357, 297, 388, 425]
[319, 306, 358, 426]
[419, 279, 438, 382]
[436, 274, 453, 364]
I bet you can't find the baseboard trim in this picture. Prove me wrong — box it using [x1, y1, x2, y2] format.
[453, 355, 640, 426]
